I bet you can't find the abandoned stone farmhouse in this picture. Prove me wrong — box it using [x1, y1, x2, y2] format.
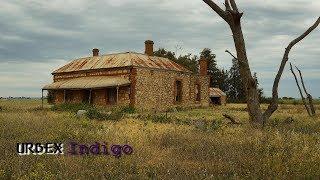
[43, 40, 210, 111]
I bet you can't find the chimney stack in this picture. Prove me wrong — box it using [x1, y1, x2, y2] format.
[199, 57, 208, 76]
[144, 40, 154, 56]
[92, 48, 99, 56]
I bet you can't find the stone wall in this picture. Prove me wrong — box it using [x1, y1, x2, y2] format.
[51, 67, 209, 110]
[92, 89, 105, 106]
[91, 87, 130, 107]
[134, 68, 209, 111]
[54, 90, 64, 104]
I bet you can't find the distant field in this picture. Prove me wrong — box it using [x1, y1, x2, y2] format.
[278, 99, 320, 105]
[0, 99, 319, 179]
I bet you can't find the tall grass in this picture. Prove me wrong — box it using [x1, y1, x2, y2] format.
[0, 99, 319, 179]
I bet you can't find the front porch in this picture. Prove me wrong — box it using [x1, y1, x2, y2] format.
[42, 76, 131, 107]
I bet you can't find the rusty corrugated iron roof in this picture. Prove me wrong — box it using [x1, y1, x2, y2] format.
[52, 52, 191, 74]
[43, 76, 130, 90]
[209, 88, 226, 97]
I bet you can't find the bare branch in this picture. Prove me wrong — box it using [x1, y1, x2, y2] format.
[295, 66, 309, 96]
[229, 0, 239, 12]
[203, 0, 227, 21]
[263, 17, 320, 120]
[225, 49, 237, 60]
[289, 63, 312, 116]
[224, 0, 231, 11]
[295, 65, 316, 115]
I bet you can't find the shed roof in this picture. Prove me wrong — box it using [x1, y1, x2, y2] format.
[43, 76, 130, 90]
[209, 88, 226, 97]
[53, 52, 191, 74]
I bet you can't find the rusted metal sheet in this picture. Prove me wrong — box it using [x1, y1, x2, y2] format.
[43, 76, 130, 90]
[209, 88, 227, 97]
[52, 52, 191, 74]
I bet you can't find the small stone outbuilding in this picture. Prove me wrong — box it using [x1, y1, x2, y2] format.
[43, 40, 210, 111]
[209, 88, 227, 105]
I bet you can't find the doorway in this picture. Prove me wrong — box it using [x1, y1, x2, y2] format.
[106, 88, 117, 105]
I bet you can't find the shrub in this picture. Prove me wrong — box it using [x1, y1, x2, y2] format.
[194, 119, 222, 132]
[293, 100, 299, 105]
[51, 103, 91, 113]
[51, 103, 124, 121]
[86, 107, 107, 120]
[209, 120, 222, 131]
[148, 114, 173, 124]
[120, 106, 136, 114]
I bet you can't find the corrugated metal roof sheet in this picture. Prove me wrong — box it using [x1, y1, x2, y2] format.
[43, 76, 130, 90]
[53, 52, 191, 74]
[209, 88, 226, 97]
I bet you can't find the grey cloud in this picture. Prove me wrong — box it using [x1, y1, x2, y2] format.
[0, 0, 319, 97]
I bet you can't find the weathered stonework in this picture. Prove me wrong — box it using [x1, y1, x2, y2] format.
[50, 66, 209, 111]
[134, 67, 209, 111]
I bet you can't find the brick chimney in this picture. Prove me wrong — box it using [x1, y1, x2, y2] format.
[92, 48, 99, 56]
[144, 40, 154, 56]
[199, 57, 208, 76]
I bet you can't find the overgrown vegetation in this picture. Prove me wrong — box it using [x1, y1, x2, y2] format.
[51, 103, 135, 121]
[0, 99, 320, 179]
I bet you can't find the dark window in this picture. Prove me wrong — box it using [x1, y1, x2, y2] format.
[195, 84, 201, 101]
[47, 90, 54, 104]
[65, 90, 74, 102]
[210, 97, 221, 105]
[83, 90, 91, 104]
[175, 80, 182, 102]
[106, 88, 117, 104]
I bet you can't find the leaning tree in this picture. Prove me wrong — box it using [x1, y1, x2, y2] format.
[203, 0, 320, 124]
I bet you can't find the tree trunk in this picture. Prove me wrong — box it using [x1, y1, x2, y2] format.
[203, 0, 320, 124]
[230, 23, 264, 123]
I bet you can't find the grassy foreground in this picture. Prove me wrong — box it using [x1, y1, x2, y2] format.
[0, 99, 319, 179]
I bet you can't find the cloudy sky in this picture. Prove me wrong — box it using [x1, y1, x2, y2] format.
[0, 0, 319, 98]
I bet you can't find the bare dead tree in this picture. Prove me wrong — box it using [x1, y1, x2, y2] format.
[295, 65, 316, 116]
[289, 63, 312, 116]
[203, 0, 320, 124]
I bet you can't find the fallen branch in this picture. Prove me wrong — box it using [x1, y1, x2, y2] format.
[223, 114, 242, 124]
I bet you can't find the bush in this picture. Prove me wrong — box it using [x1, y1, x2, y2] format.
[293, 100, 299, 105]
[51, 103, 126, 121]
[86, 107, 107, 120]
[194, 119, 222, 132]
[148, 114, 173, 124]
[51, 103, 91, 113]
[120, 106, 136, 114]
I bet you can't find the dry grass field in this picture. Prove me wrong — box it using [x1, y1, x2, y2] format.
[0, 99, 320, 179]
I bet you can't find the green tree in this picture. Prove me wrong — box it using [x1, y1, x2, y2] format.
[227, 59, 265, 103]
[227, 58, 246, 102]
[153, 48, 176, 61]
[253, 72, 264, 101]
[154, 48, 230, 92]
[154, 48, 198, 73]
[200, 48, 228, 91]
[176, 54, 198, 73]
